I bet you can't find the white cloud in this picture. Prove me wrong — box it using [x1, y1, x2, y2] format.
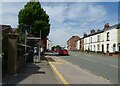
[1, 2, 26, 27]
[41, 2, 108, 46]
[49, 27, 72, 46]
[0, 2, 117, 46]
[43, 3, 67, 25]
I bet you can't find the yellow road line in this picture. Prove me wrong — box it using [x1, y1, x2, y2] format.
[49, 62, 69, 86]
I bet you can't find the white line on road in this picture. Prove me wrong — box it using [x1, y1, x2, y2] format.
[82, 58, 98, 63]
[80, 52, 118, 63]
[110, 65, 120, 68]
[82, 57, 119, 68]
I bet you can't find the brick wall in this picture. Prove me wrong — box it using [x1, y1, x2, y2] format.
[67, 36, 80, 51]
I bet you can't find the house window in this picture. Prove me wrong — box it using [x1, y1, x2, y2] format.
[97, 35, 100, 42]
[119, 46, 120, 52]
[91, 45, 92, 51]
[91, 37, 92, 43]
[97, 44, 99, 51]
[113, 44, 116, 52]
[85, 39, 87, 44]
[94, 45, 95, 51]
[107, 32, 110, 41]
[107, 44, 109, 52]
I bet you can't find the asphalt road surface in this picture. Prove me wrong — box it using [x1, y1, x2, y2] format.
[57, 51, 119, 84]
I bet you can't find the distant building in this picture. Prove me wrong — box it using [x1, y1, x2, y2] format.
[76, 39, 80, 50]
[46, 39, 52, 51]
[67, 36, 80, 51]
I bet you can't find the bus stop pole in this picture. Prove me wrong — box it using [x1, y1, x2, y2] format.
[25, 29, 27, 64]
[38, 30, 41, 61]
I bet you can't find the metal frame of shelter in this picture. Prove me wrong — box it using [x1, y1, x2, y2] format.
[27, 37, 41, 62]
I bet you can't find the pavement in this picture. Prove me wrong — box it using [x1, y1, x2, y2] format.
[45, 53, 112, 84]
[2, 59, 61, 85]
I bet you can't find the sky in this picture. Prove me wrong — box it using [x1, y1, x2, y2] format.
[0, 0, 119, 47]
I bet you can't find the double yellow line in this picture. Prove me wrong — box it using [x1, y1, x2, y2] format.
[49, 62, 69, 86]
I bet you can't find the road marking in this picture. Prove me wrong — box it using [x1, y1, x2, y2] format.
[82, 58, 98, 63]
[110, 65, 120, 68]
[49, 62, 69, 86]
[79, 52, 118, 63]
[82, 57, 119, 68]
[98, 76, 111, 83]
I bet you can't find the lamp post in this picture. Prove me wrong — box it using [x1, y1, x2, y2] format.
[38, 30, 41, 61]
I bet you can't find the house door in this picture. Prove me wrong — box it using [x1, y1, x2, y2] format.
[102, 44, 104, 52]
[119, 46, 120, 52]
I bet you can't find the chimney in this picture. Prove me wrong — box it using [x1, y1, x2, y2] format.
[90, 29, 95, 34]
[97, 29, 100, 32]
[104, 23, 110, 29]
[83, 33, 87, 37]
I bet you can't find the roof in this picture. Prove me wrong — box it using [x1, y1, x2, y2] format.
[104, 23, 120, 31]
[67, 35, 80, 42]
[0, 25, 13, 33]
[82, 23, 120, 38]
[85, 30, 104, 38]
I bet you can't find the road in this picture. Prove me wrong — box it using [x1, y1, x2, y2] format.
[57, 51, 119, 84]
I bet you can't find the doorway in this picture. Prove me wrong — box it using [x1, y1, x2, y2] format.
[102, 44, 104, 53]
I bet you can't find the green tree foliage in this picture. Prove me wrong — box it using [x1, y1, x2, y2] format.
[52, 45, 61, 50]
[56, 45, 61, 50]
[52, 46, 56, 51]
[18, 1, 50, 39]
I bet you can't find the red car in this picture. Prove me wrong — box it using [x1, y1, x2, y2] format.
[54, 49, 60, 52]
[58, 49, 68, 55]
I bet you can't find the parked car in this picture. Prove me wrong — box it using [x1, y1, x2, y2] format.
[58, 49, 68, 55]
[54, 49, 60, 52]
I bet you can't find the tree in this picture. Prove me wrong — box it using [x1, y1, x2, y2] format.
[56, 45, 61, 50]
[52, 45, 61, 50]
[18, 0, 50, 39]
[52, 46, 56, 51]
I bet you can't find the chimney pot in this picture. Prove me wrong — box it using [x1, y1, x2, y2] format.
[104, 23, 110, 29]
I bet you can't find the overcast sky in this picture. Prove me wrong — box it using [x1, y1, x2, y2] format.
[0, 0, 119, 47]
